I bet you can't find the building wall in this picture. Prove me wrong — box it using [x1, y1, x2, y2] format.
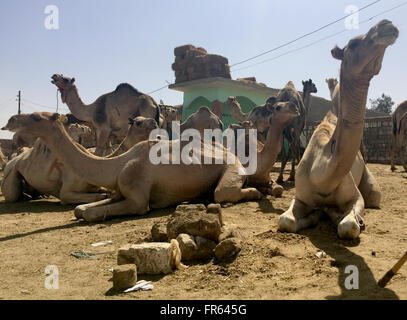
[304, 115, 401, 165]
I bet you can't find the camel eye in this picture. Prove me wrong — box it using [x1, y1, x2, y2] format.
[136, 121, 142, 126]
[276, 106, 281, 111]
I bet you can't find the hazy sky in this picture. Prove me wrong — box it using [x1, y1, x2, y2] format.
[1, 0, 406, 139]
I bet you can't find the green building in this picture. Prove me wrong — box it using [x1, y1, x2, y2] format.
[169, 77, 279, 129]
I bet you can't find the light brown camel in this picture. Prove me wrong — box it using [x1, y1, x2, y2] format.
[325, 78, 339, 115]
[276, 80, 315, 183]
[242, 100, 300, 196]
[278, 20, 398, 239]
[0, 145, 7, 170]
[178, 106, 224, 139]
[390, 100, 407, 171]
[3, 112, 264, 222]
[226, 97, 273, 142]
[1, 117, 156, 204]
[51, 74, 160, 156]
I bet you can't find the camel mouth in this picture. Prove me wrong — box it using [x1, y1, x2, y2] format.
[372, 23, 399, 46]
[1, 127, 7, 131]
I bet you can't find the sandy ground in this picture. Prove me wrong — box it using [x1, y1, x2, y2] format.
[0, 163, 406, 300]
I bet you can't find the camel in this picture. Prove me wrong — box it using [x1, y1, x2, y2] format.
[226, 97, 273, 142]
[390, 100, 407, 171]
[241, 100, 300, 196]
[1, 116, 158, 204]
[51, 74, 160, 156]
[177, 106, 224, 139]
[275, 80, 314, 183]
[326, 78, 339, 115]
[159, 105, 178, 138]
[3, 112, 264, 222]
[278, 20, 398, 239]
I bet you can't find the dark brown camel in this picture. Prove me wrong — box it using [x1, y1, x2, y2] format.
[390, 100, 407, 171]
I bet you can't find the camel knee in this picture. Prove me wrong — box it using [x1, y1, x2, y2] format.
[271, 184, 284, 197]
[365, 190, 381, 208]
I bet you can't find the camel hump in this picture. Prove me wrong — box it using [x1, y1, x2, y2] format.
[198, 105, 211, 113]
[115, 83, 143, 96]
[285, 81, 296, 89]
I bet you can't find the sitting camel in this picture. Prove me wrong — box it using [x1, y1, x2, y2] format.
[226, 97, 273, 142]
[390, 100, 407, 172]
[0, 145, 7, 170]
[51, 74, 160, 156]
[278, 20, 398, 239]
[3, 112, 264, 222]
[1, 117, 156, 204]
[178, 106, 224, 140]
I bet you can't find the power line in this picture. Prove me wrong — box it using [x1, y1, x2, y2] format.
[229, 0, 382, 68]
[232, 1, 407, 73]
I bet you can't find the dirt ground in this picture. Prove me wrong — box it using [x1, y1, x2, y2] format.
[0, 163, 406, 300]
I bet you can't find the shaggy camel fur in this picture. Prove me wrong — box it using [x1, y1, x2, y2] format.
[3, 112, 264, 222]
[1, 118, 156, 204]
[390, 101, 407, 171]
[51, 74, 160, 156]
[278, 20, 398, 239]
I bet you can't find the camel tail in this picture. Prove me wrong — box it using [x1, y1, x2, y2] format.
[392, 113, 398, 135]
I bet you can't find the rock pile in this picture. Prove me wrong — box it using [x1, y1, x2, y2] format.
[172, 45, 231, 83]
[151, 203, 242, 262]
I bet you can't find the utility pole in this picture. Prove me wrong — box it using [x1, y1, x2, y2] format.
[17, 90, 21, 114]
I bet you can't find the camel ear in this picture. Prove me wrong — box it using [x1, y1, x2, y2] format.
[128, 118, 135, 125]
[331, 46, 344, 60]
[325, 79, 329, 83]
[71, 78, 75, 84]
[57, 114, 68, 124]
[302, 80, 305, 85]
[50, 113, 60, 121]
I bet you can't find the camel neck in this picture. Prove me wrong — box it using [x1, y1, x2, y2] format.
[256, 120, 285, 177]
[41, 122, 131, 189]
[322, 70, 371, 188]
[65, 86, 95, 122]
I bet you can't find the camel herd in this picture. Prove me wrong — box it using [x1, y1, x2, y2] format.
[0, 20, 404, 241]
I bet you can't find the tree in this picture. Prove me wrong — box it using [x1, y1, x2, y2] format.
[369, 94, 395, 114]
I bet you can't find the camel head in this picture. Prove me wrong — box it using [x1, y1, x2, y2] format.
[125, 116, 158, 148]
[51, 74, 76, 103]
[325, 78, 338, 91]
[302, 79, 317, 94]
[269, 101, 300, 126]
[331, 20, 399, 79]
[2, 112, 62, 137]
[67, 124, 92, 144]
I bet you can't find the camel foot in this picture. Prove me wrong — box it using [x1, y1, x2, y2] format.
[271, 184, 284, 197]
[390, 166, 396, 172]
[337, 215, 361, 239]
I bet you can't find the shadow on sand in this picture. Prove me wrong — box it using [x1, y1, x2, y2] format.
[299, 217, 399, 300]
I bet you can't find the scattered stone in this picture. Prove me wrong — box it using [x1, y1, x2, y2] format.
[167, 204, 221, 241]
[214, 238, 242, 261]
[112, 264, 137, 290]
[151, 220, 168, 242]
[117, 240, 181, 275]
[176, 234, 216, 261]
[269, 247, 284, 258]
[218, 224, 242, 242]
[206, 203, 224, 226]
[315, 251, 327, 259]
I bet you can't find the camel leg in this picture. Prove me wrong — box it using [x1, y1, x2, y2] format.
[74, 197, 147, 222]
[389, 135, 396, 171]
[59, 189, 107, 205]
[288, 141, 298, 181]
[1, 164, 23, 202]
[277, 138, 288, 183]
[358, 165, 381, 208]
[94, 128, 111, 156]
[337, 194, 365, 239]
[400, 136, 407, 172]
[214, 166, 263, 203]
[278, 198, 323, 233]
